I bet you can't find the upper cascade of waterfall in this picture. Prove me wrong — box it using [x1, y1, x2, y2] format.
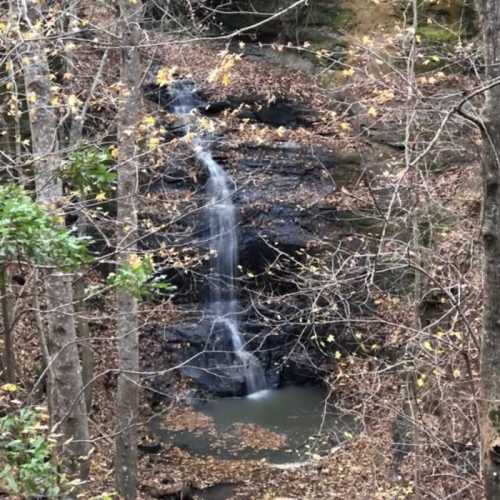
[170, 79, 200, 115]
[169, 79, 267, 395]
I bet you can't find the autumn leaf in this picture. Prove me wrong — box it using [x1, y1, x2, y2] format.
[156, 66, 177, 87]
[207, 53, 240, 86]
[128, 254, 142, 270]
[342, 67, 355, 78]
[67, 94, 81, 113]
[276, 126, 286, 138]
[1, 383, 17, 393]
[375, 89, 395, 104]
[143, 115, 156, 127]
[148, 137, 160, 150]
[423, 340, 433, 351]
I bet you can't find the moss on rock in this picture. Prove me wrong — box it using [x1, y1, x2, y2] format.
[417, 25, 459, 43]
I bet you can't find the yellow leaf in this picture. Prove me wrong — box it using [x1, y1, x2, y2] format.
[335, 351, 342, 359]
[276, 126, 286, 138]
[148, 137, 160, 150]
[375, 90, 395, 104]
[198, 117, 216, 132]
[416, 377, 425, 388]
[183, 131, 195, 144]
[128, 254, 142, 270]
[453, 368, 461, 379]
[423, 340, 433, 351]
[67, 94, 80, 113]
[27, 92, 37, 104]
[1, 383, 17, 393]
[143, 115, 156, 127]
[342, 67, 355, 77]
[109, 146, 118, 158]
[222, 73, 231, 87]
[95, 192, 107, 202]
[367, 106, 378, 117]
[339, 122, 351, 131]
[155, 67, 174, 87]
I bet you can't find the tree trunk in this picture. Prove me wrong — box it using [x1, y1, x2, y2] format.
[21, 0, 90, 480]
[74, 271, 95, 410]
[115, 2, 143, 499]
[0, 262, 16, 382]
[477, 1, 500, 497]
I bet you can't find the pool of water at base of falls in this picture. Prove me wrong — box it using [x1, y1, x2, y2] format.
[150, 385, 356, 464]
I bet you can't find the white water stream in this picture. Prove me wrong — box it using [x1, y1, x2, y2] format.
[172, 81, 266, 394]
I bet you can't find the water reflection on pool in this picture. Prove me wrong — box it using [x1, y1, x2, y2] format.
[150, 385, 355, 463]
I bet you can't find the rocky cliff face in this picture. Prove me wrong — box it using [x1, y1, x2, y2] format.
[140, 75, 379, 395]
[137, 0, 479, 396]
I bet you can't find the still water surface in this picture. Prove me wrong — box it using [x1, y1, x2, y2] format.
[151, 385, 355, 463]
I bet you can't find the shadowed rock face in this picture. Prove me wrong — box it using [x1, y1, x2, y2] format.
[141, 81, 371, 395]
[144, 79, 318, 128]
[144, 1, 342, 43]
[149, 318, 320, 396]
[142, 80, 362, 277]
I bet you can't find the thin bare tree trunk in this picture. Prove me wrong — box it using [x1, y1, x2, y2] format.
[115, 2, 143, 498]
[74, 271, 95, 410]
[0, 261, 16, 382]
[476, 0, 500, 497]
[21, 0, 90, 480]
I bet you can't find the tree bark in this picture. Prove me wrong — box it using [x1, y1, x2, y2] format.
[21, 0, 90, 480]
[74, 271, 95, 411]
[477, 0, 500, 497]
[0, 262, 16, 382]
[115, 2, 143, 499]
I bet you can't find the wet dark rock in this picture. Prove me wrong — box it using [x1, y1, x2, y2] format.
[155, 321, 251, 396]
[152, 316, 328, 395]
[138, 442, 163, 454]
[239, 100, 317, 128]
[140, 79, 381, 397]
[144, 76, 318, 128]
[144, 79, 204, 112]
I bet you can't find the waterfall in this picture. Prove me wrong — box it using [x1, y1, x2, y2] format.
[171, 81, 266, 394]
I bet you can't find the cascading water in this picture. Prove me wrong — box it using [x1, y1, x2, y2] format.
[171, 80, 266, 394]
